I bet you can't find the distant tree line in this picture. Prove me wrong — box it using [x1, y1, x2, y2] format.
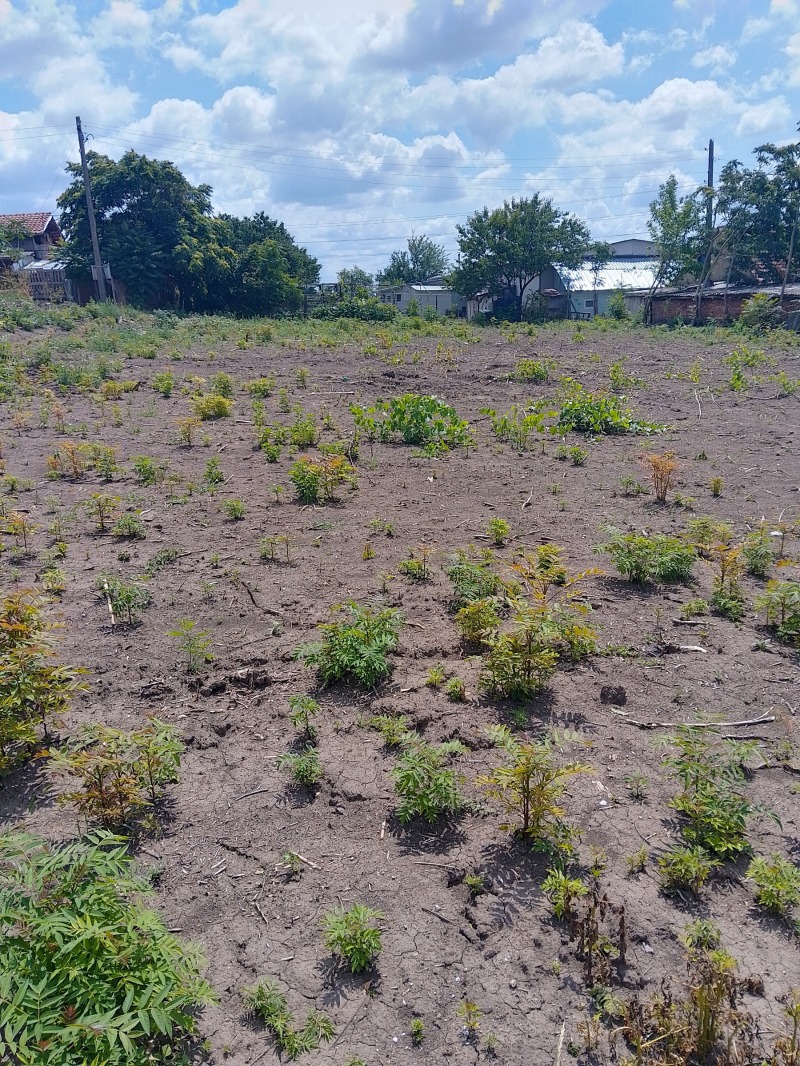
[54, 126, 799, 320]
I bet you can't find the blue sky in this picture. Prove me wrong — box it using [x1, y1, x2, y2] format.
[1, 0, 798, 278]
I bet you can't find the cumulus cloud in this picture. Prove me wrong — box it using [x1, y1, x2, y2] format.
[691, 44, 737, 74]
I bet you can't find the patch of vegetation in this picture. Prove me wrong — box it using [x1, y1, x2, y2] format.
[294, 601, 403, 688]
[0, 831, 214, 1066]
[594, 526, 695, 583]
[350, 393, 472, 454]
[242, 979, 334, 1060]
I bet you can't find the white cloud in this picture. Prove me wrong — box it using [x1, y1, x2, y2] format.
[787, 32, 800, 85]
[691, 44, 737, 74]
[90, 1, 154, 51]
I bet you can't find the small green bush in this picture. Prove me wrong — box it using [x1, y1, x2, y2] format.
[192, 394, 232, 420]
[242, 978, 334, 1060]
[754, 579, 800, 646]
[594, 526, 695, 583]
[321, 903, 384, 972]
[747, 853, 800, 917]
[392, 736, 465, 823]
[294, 601, 402, 688]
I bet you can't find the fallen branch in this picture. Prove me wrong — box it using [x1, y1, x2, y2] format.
[694, 389, 703, 419]
[421, 906, 452, 924]
[411, 859, 461, 869]
[671, 618, 717, 626]
[626, 712, 775, 731]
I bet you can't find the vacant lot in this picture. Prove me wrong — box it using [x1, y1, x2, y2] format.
[1, 302, 799, 1065]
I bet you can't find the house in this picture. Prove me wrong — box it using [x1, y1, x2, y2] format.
[0, 212, 63, 262]
[377, 276, 466, 317]
[641, 282, 800, 326]
[537, 240, 659, 320]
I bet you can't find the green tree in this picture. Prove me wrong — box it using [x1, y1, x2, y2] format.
[450, 195, 590, 320]
[377, 232, 450, 285]
[644, 175, 705, 322]
[337, 265, 374, 299]
[57, 150, 221, 309]
[0, 831, 215, 1066]
[586, 240, 613, 316]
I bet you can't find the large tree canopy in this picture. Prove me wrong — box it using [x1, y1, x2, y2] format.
[57, 151, 318, 315]
[450, 195, 590, 320]
[376, 233, 450, 286]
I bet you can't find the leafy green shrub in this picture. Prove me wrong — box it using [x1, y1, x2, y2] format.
[245, 375, 276, 397]
[741, 526, 773, 578]
[747, 854, 800, 917]
[289, 408, 318, 447]
[541, 867, 589, 919]
[192, 393, 232, 420]
[289, 455, 356, 503]
[754, 579, 800, 645]
[0, 588, 85, 775]
[242, 978, 334, 1060]
[392, 736, 465, 823]
[152, 371, 173, 397]
[294, 601, 402, 688]
[478, 725, 589, 852]
[0, 831, 214, 1066]
[288, 695, 320, 740]
[203, 455, 224, 487]
[455, 598, 500, 645]
[210, 371, 233, 398]
[594, 526, 695, 583]
[131, 455, 168, 486]
[367, 714, 411, 747]
[514, 358, 550, 383]
[606, 289, 630, 320]
[737, 293, 782, 334]
[663, 726, 761, 858]
[49, 719, 183, 830]
[477, 521, 506, 552]
[658, 845, 718, 895]
[168, 619, 213, 675]
[350, 393, 472, 454]
[111, 513, 146, 539]
[277, 746, 322, 787]
[445, 547, 500, 610]
[221, 498, 246, 520]
[555, 380, 663, 435]
[482, 403, 548, 451]
[321, 903, 384, 972]
[100, 575, 151, 624]
[312, 298, 396, 321]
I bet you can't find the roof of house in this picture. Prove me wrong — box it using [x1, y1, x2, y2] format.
[557, 259, 658, 292]
[0, 212, 57, 235]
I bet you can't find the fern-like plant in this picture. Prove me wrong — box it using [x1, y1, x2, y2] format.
[0, 831, 215, 1066]
[293, 601, 402, 688]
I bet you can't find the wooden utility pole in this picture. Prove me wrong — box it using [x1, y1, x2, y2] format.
[75, 115, 106, 301]
[706, 138, 714, 235]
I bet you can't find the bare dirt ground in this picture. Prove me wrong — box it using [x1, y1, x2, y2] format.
[2, 313, 799, 1065]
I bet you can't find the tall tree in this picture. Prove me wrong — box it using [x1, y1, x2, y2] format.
[377, 232, 450, 285]
[57, 150, 220, 308]
[450, 196, 590, 321]
[57, 151, 317, 316]
[644, 176, 704, 323]
[337, 266, 374, 298]
[586, 240, 613, 316]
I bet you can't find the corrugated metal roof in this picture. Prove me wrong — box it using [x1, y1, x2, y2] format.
[0, 212, 54, 235]
[410, 284, 452, 293]
[21, 260, 65, 272]
[558, 260, 658, 292]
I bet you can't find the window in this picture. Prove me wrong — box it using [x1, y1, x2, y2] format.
[395, 293, 401, 303]
[585, 299, 593, 308]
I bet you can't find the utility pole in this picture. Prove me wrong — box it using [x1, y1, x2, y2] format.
[76, 115, 106, 301]
[706, 138, 714, 235]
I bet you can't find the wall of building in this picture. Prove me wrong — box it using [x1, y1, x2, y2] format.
[650, 292, 800, 325]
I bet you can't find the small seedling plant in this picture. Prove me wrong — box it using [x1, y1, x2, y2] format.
[541, 867, 589, 920]
[277, 746, 322, 787]
[478, 725, 590, 852]
[746, 853, 800, 918]
[169, 619, 213, 675]
[321, 903, 384, 973]
[294, 600, 402, 688]
[392, 735, 466, 823]
[289, 455, 356, 504]
[242, 978, 334, 1060]
[287, 695, 320, 741]
[49, 719, 183, 830]
[754, 579, 800, 645]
